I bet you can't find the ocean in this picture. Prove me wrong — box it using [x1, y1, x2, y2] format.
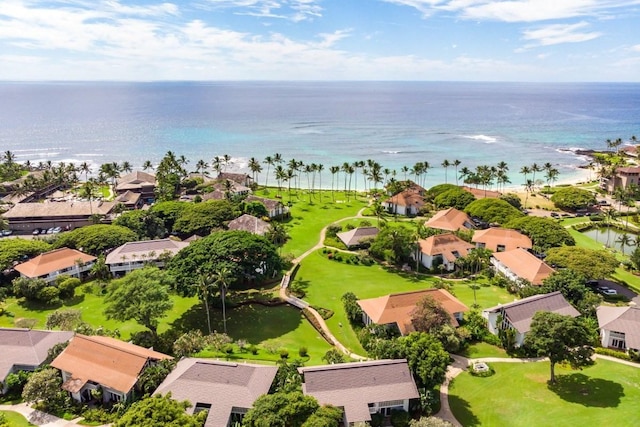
[1, 81, 639, 189]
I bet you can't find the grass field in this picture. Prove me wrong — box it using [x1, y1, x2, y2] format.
[449, 359, 640, 427]
[256, 188, 368, 257]
[295, 251, 514, 354]
[0, 411, 35, 427]
[460, 342, 508, 359]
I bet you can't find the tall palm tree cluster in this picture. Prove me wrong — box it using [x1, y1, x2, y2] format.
[594, 136, 638, 181]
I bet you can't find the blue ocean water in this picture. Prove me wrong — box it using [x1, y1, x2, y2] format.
[1, 81, 639, 188]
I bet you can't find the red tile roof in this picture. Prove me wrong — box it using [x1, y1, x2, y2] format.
[493, 248, 554, 285]
[472, 228, 532, 252]
[418, 233, 474, 262]
[14, 248, 95, 278]
[425, 207, 474, 231]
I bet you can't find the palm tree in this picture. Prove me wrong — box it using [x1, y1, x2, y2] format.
[78, 179, 99, 215]
[442, 159, 451, 184]
[248, 157, 262, 184]
[523, 179, 534, 210]
[459, 166, 471, 185]
[195, 159, 209, 181]
[142, 160, 154, 171]
[520, 165, 531, 188]
[604, 208, 616, 247]
[213, 267, 233, 334]
[263, 156, 274, 188]
[222, 154, 232, 171]
[79, 162, 91, 182]
[195, 270, 215, 334]
[212, 156, 223, 175]
[316, 164, 324, 202]
[453, 160, 461, 185]
[401, 165, 409, 181]
[617, 232, 632, 255]
[330, 166, 339, 202]
[120, 161, 133, 174]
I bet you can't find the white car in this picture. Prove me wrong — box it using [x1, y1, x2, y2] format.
[598, 287, 617, 296]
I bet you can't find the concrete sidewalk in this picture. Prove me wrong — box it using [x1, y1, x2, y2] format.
[0, 403, 83, 426]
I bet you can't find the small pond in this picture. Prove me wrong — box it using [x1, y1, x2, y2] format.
[582, 226, 639, 253]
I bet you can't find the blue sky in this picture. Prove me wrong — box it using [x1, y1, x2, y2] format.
[0, 0, 639, 81]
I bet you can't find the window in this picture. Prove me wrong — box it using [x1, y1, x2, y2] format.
[497, 245, 506, 252]
[194, 403, 211, 414]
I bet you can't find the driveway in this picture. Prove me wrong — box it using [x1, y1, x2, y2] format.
[589, 279, 638, 304]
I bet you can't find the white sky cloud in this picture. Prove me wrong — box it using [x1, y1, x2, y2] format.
[522, 22, 601, 47]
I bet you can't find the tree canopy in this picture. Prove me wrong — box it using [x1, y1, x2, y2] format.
[545, 246, 618, 280]
[22, 368, 71, 412]
[172, 200, 237, 237]
[167, 230, 283, 295]
[504, 216, 575, 251]
[149, 201, 190, 233]
[242, 391, 319, 427]
[113, 210, 166, 240]
[524, 312, 595, 383]
[53, 224, 137, 255]
[104, 267, 174, 337]
[433, 188, 476, 210]
[113, 394, 207, 427]
[426, 184, 458, 199]
[369, 226, 413, 265]
[411, 295, 452, 333]
[464, 198, 524, 225]
[0, 238, 52, 271]
[551, 187, 596, 211]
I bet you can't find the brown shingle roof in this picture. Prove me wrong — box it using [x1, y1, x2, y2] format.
[4, 201, 116, 219]
[245, 195, 283, 211]
[336, 227, 379, 247]
[216, 172, 252, 185]
[472, 228, 532, 252]
[425, 208, 474, 232]
[227, 214, 270, 235]
[115, 171, 157, 191]
[484, 291, 580, 334]
[115, 190, 141, 205]
[357, 289, 468, 334]
[51, 334, 171, 394]
[493, 248, 554, 285]
[14, 248, 96, 278]
[105, 239, 189, 265]
[461, 186, 501, 199]
[418, 233, 474, 262]
[154, 359, 278, 427]
[597, 306, 640, 350]
[299, 359, 419, 424]
[384, 189, 425, 209]
[0, 328, 74, 382]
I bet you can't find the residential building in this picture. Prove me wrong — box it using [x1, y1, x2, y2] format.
[460, 186, 501, 199]
[382, 186, 425, 216]
[216, 172, 254, 187]
[154, 359, 278, 427]
[299, 359, 419, 426]
[105, 238, 190, 276]
[336, 227, 379, 249]
[14, 248, 96, 284]
[600, 166, 640, 194]
[114, 190, 143, 210]
[596, 306, 640, 353]
[357, 289, 469, 335]
[491, 248, 554, 286]
[115, 171, 157, 203]
[245, 195, 288, 219]
[3, 200, 116, 233]
[202, 180, 252, 201]
[415, 233, 474, 271]
[0, 328, 74, 394]
[51, 334, 172, 403]
[483, 291, 580, 346]
[472, 228, 532, 252]
[227, 214, 270, 236]
[425, 207, 475, 232]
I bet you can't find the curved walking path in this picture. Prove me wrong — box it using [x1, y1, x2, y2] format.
[0, 402, 101, 427]
[435, 353, 640, 426]
[280, 206, 369, 360]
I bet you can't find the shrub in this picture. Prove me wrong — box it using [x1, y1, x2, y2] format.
[370, 413, 385, 427]
[595, 347, 632, 361]
[82, 408, 116, 424]
[326, 224, 342, 237]
[249, 345, 259, 355]
[58, 278, 81, 299]
[390, 409, 411, 427]
[279, 349, 289, 359]
[37, 286, 61, 305]
[298, 346, 308, 357]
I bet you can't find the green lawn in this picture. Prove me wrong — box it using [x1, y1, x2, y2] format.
[460, 342, 508, 359]
[264, 188, 368, 257]
[0, 410, 35, 426]
[295, 251, 513, 354]
[449, 359, 640, 427]
[0, 288, 199, 339]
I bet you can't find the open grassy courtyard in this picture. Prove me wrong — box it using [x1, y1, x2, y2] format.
[295, 250, 514, 354]
[449, 359, 640, 427]
[0, 411, 35, 426]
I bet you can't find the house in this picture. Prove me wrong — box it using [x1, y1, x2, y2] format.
[227, 214, 270, 236]
[2, 200, 116, 233]
[382, 187, 425, 216]
[461, 186, 501, 199]
[105, 238, 190, 276]
[483, 291, 580, 346]
[299, 359, 419, 426]
[14, 248, 96, 284]
[621, 145, 639, 158]
[472, 228, 532, 252]
[245, 195, 288, 219]
[596, 306, 640, 353]
[357, 289, 469, 335]
[491, 248, 554, 286]
[0, 328, 74, 394]
[114, 190, 143, 210]
[115, 171, 157, 203]
[216, 172, 254, 188]
[202, 180, 252, 201]
[154, 359, 278, 427]
[415, 233, 474, 271]
[51, 334, 172, 403]
[600, 166, 640, 194]
[425, 207, 475, 232]
[336, 227, 379, 248]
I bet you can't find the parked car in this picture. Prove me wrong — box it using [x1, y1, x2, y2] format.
[46, 227, 55, 234]
[550, 212, 559, 218]
[598, 286, 618, 295]
[1, 229, 12, 236]
[32, 228, 42, 235]
[52, 227, 62, 233]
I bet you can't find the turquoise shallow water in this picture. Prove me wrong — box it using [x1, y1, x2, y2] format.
[1, 81, 639, 188]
